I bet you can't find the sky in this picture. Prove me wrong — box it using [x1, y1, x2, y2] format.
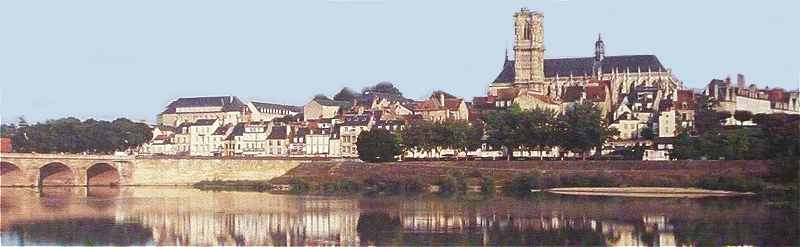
[1, 0, 798, 124]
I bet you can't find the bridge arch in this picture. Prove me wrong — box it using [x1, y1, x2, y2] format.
[39, 162, 75, 186]
[86, 163, 120, 186]
[1, 162, 24, 186]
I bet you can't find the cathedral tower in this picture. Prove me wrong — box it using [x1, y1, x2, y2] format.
[593, 33, 605, 76]
[513, 8, 545, 88]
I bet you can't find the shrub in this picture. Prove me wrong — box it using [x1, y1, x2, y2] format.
[504, 172, 543, 195]
[768, 159, 800, 183]
[322, 179, 362, 194]
[434, 176, 459, 195]
[467, 169, 483, 178]
[480, 176, 496, 195]
[289, 178, 311, 194]
[696, 175, 766, 192]
[400, 177, 428, 193]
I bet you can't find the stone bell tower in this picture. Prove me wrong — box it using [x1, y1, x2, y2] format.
[513, 8, 545, 92]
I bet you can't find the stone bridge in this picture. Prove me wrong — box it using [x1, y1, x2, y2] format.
[1, 153, 134, 187]
[1, 153, 304, 187]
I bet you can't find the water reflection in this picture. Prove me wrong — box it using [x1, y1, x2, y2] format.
[0, 188, 797, 246]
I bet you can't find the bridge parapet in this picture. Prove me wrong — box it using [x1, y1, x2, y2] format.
[1, 153, 135, 161]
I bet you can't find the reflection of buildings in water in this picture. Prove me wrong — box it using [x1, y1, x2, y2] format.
[392, 199, 679, 247]
[126, 197, 361, 246]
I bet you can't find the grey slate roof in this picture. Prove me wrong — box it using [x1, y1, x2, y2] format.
[161, 96, 246, 114]
[314, 98, 353, 108]
[267, 126, 288, 139]
[251, 101, 302, 113]
[493, 55, 666, 84]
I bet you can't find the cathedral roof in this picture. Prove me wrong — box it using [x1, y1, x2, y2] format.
[492, 55, 666, 84]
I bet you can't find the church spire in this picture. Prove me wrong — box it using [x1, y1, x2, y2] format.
[594, 33, 605, 62]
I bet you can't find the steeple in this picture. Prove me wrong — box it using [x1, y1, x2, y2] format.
[593, 33, 605, 77]
[594, 33, 605, 62]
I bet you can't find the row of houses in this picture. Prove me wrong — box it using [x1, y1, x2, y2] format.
[142, 90, 470, 157]
[142, 74, 798, 159]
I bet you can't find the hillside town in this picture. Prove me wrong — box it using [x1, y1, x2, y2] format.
[131, 8, 799, 161]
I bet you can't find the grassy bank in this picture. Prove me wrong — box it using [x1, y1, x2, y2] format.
[192, 180, 272, 192]
[267, 161, 796, 199]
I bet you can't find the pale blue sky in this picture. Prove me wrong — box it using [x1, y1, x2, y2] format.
[1, 0, 798, 123]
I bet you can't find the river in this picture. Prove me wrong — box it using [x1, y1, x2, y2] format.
[0, 187, 797, 246]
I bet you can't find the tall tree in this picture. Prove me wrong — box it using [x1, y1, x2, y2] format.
[333, 87, 359, 102]
[362, 81, 402, 96]
[561, 102, 616, 159]
[485, 106, 525, 160]
[733, 110, 753, 126]
[356, 129, 401, 163]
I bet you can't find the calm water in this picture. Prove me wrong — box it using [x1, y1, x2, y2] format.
[0, 187, 797, 246]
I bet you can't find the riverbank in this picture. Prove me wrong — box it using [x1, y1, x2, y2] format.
[260, 160, 797, 198]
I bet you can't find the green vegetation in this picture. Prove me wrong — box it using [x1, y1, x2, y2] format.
[289, 178, 311, 194]
[479, 176, 496, 195]
[400, 120, 482, 159]
[1, 117, 152, 154]
[356, 128, 402, 162]
[484, 103, 617, 160]
[695, 175, 766, 193]
[503, 172, 623, 196]
[361, 81, 403, 96]
[321, 179, 361, 194]
[193, 180, 272, 192]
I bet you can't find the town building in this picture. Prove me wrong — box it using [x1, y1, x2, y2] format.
[265, 125, 290, 156]
[412, 91, 470, 122]
[159, 96, 247, 127]
[188, 119, 223, 156]
[705, 75, 800, 125]
[304, 98, 352, 121]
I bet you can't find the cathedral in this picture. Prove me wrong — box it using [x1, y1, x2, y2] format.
[489, 8, 681, 113]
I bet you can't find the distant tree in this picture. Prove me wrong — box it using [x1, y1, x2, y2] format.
[313, 94, 330, 100]
[717, 111, 733, 124]
[7, 117, 151, 154]
[485, 106, 526, 160]
[693, 96, 723, 135]
[362, 81, 402, 96]
[561, 102, 617, 159]
[333, 87, 359, 102]
[1, 123, 15, 138]
[734, 110, 754, 126]
[671, 131, 699, 160]
[357, 129, 401, 162]
[400, 120, 436, 156]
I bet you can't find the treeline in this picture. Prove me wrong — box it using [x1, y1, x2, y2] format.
[673, 99, 800, 161]
[1, 117, 152, 154]
[356, 102, 618, 162]
[484, 102, 617, 160]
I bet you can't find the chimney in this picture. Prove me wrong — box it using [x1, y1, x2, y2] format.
[438, 92, 445, 106]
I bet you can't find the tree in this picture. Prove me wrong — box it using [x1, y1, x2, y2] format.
[734, 110, 753, 126]
[356, 129, 401, 162]
[333, 87, 359, 102]
[561, 102, 616, 159]
[693, 96, 723, 135]
[485, 106, 526, 160]
[6, 117, 151, 154]
[362, 81, 402, 96]
[313, 94, 330, 100]
[519, 108, 558, 159]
